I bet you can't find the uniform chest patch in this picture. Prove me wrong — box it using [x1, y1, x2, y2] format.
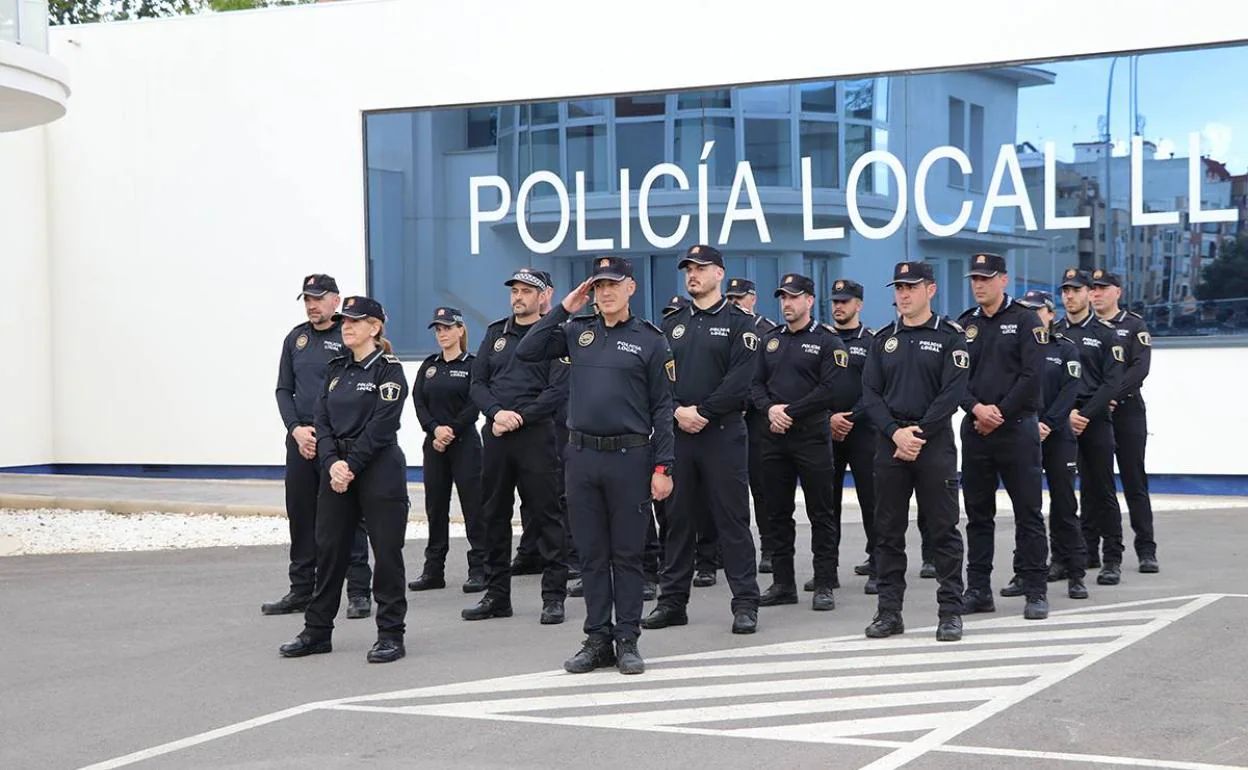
[834, 349, 849, 367]
[919, 340, 943, 353]
[426, 366, 437, 379]
[1082, 337, 1102, 349]
[801, 343, 821, 355]
[884, 337, 899, 353]
[328, 376, 340, 392]
[671, 324, 686, 340]
[450, 369, 469, 378]
[965, 325, 978, 342]
[356, 381, 377, 392]
[494, 337, 507, 352]
[616, 340, 642, 355]
[324, 341, 342, 352]
[1000, 323, 1018, 335]
[1067, 360, 1082, 378]
[295, 333, 309, 350]
[766, 338, 780, 353]
[578, 330, 595, 347]
[849, 345, 867, 357]
[742, 332, 759, 351]
[708, 327, 730, 338]
[952, 350, 969, 369]
[1033, 327, 1049, 344]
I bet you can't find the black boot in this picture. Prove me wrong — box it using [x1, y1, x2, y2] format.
[408, 574, 446, 591]
[616, 639, 645, 675]
[564, 636, 615, 673]
[865, 610, 904, 638]
[759, 583, 798, 606]
[962, 587, 996, 614]
[1097, 562, 1122, 585]
[999, 576, 1024, 597]
[366, 638, 405, 663]
[279, 633, 331, 658]
[936, 614, 963, 642]
[461, 595, 514, 621]
[345, 595, 372, 619]
[262, 592, 311, 616]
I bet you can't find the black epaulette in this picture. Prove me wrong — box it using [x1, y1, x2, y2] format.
[640, 319, 664, 335]
[957, 306, 977, 323]
[821, 323, 836, 334]
[943, 318, 964, 334]
[383, 354, 402, 364]
[1097, 318, 1115, 328]
[328, 353, 349, 366]
[488, 316, 510, 329]
[289, 321, 310, 335]
[571, 310, 599, 322]
[728, 303, 751, 317]
[1128, 311, 1144, 320]
[421, 352, 439, 365]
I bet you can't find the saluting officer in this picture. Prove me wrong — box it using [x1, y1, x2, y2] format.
[825, 278, 880, 596]
[860, 261, 968, 642]
[1091, 270, 1159, 574]
[466, 268, 570, 624]
[644, 244, 762, 635]
[957, 253, 1049, 620]
[1056, 268, 1126, 585]
[1000, 290, 1089, 600]
[279, 296, 410, 664]
[517, 256, 675, 676]
[750, 273, 847, 611]
[727, 277, 778, 575]
[409, 307, 486, 593]
[267, 273, 372, 620]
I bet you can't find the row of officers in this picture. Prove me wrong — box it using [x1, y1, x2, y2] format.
[266, 247, 1157, 674]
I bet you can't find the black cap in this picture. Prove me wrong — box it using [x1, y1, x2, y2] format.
[966, 252, 1007, 278]
[662, 294, 689, 317]
[297, 273, 339, 299]
[830, 278, 864, 301]
[887, 261, 935, 286]
[589, 256, 633, 282]
[334, 295, 386, 323]
[1059, 267, 1092, 289]
[1017, 290, 1055, 311]
[725, 277, 756, 297]
[677, 244, 724, 269]
[1090, 269, 1121, 288]
[536, 270, 554, 289]
[428, 306, 464, 328]
[505, 267, 549, 291]
[775, 273, 816, 297]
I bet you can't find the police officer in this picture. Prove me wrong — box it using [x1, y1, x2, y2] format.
[466, 268, 570, 624]
[825, 278, 879, 595]
[727, 277, 778, 575]
[409, 307, 486, 593]
[1000, 290, 1089, 600]
[1056, 268, 1126, 585]
[267, 274, 372, 620]
[860, 261, 967, 642]
[516, 256, 675, 676]
[957, 253, 1049, 620]
[279, 296, 410, 663]
[751, 273, 847, 611]
[644, 245, 762, 634]
[1091, 270, 1159, 574]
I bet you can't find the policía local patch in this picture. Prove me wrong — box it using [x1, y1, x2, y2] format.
[295, 333, 309, 350]
[494, 337, 507, 352]
[379, 382, 402, 401]
[578, 330, 595, 347]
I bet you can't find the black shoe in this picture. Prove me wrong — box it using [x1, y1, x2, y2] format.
[865, 610, 904, 638]
[1024, 595, 1050, 620]
[1087, 554, 1102, 569]
[999, 576, 1024, 598]
[1139, 557, 1160, 574]
[758, 555, 773, 574]
[462, 574, 487, 594]
[568, 578, 584, 598]
[641, 605, 688, 629]
[510, 556, 543, 575]
[642, 581, 657, 601]
[1097, 562, 1122, 585]
[1047, 562, 1069, 582]
[540, 600, 565, 625]
[936, 614, 963, 642]
[1068, 578, 1089, 600]
[853, 559, 873, 576]
[462, 595, 514, 621]
[367, 638, 405, 663]
[563, 636, 615, 673]
[864, 576, 879, 595]
[759, 583, 799, 606]
[262, 592, 311, 616]
[408, 574, 446, 592]
[693, 570, 717, 587]
[962, 587, 996, 614]
[920, 561, 937, 579]
[567, 567, 582, 581]
[345, 595, 372, 619]
[812, 586, 836, 611]
[803, 578, 815, 592]
[279, 633, 331, 658]
[732, 609, 758, 634]
[616, 639, 645, 675]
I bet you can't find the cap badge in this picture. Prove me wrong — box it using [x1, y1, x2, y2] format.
[976, 255, 986, 264]
[784, 275, 794, 284]
[1094, 269, 1103, 278]
[599, 258, 611, 268]
[900, 264, 910, 274]
[346, 298, 356, 308]
[835, 280, 844, 290]
[306, 277, 316, 286]
[690, 246, 702, 255]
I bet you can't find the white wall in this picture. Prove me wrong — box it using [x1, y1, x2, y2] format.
[15, 0, 1248, 472]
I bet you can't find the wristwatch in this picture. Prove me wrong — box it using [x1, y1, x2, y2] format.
[654, 464, 672, 477]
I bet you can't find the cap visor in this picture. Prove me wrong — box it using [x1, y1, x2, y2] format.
[887, 278, 926, 286]
[1059, 281, 1084, 289]
[677, 257, 717, 269]
[334, 311, 370, 321]
[774, 287, 809, 297]
[829, 292, 856, 301]
[428, 319, 459, 328]
[965, 269, 1000, 278]
[591, 273, 628, 283]
[297, 290, 330, 299]
[1091, 280, 1116, 287]
[724, 290, 748, 298]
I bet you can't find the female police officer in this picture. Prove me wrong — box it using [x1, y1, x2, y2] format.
[408, 307, 486, 593]
[279, 296, 411, 664]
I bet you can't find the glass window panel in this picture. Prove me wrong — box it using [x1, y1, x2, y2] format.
[948, 97, 965, 187]
[651, 253, 680, 318]
[745, 118, 792, 187]
[799, 121, 838, 188]
[498, 132, 516, 185]
[969, 104, 985, 192]
[739, 85, 791, 114]
[498, 104, 517, 132]
[616, 121, 665, 186]
[845, 79, 874, 120]
[845, 124, 873, 194]
[567, 99, 609, 119]
[677, 89, 732, 110]
[615, 94, 666, 117]
[466, 106, 497, 149]
[873, 78, 890, 122]
[800, 82, 838, 113]
[674, 117, 736, 187]
[754, 257, 781, 322]
[518, 129, 560, 195]
[567, 125, 608, 192]
[528, 102, 559, 125]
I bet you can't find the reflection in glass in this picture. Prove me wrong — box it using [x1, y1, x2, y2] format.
[519, 129, 560, 194]
[568, 100, 609, 119]
[677, 90, 732, 110]
[616, 121, 665, 186]
[674, 117, 736, 187]
[615, 94, 666, 117]
[739, 85, 791, 114]
[528, 102, 560, 125]
[800, 121, 839, 188]
[567, 125, 608, 192]
[745, 119, 792, 186]
[800, 82, 838, 113]
[845, 123, 872, 193]
[845, 79, 874, 120]
[466, 107, 497, 149]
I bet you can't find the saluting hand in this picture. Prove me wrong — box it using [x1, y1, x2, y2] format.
[561, 277, 595, 314]
[651, 473, 673, 502]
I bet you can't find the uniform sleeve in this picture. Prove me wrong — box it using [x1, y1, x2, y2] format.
[917, 332, 969, 438]
[1081, 329, 1124, 419]
[1117, 319, 1152, 398]
[411, 359, 437, 432]
[860, 338, 900, 439]
[345, 363, 409, 475]
[515, 305, 571, 362]
[520, 356, 570, 425]
[697, 314, 757, 419]
[998, 309, 1044, 419]
[749, 338, 773, 413]
[470, 330, 504, 420]
[314, 373, 339, 470]
[848, 335, 872, 424]
[785, 334, 846, 419]
[451, 366, 481, 438]
[1043, 344, 1081, 429]
[275, 333, 300, 432]
[956, 316, 979, 416]
[648, 338, 676, 468]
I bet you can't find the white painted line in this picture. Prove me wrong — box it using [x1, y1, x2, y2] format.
[726, 711, 960, 739]
[932, 742, 1248, 770]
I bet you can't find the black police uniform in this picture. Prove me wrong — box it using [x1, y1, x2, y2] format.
[643, 295, 690, 583]
[860, 265, 968, 629]
[1036, 324, 1087, 585]
[469, 273, 570, 616]
[299, 301, 411, 656]
[272, 277, 370, 613]
[957, 268, 1048, 608]
[516, 268, 675, 657]
[410, 311, 485, 588]
[750, 285, 847, 601]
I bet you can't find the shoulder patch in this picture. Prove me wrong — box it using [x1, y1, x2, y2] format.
[821, 323, 837, 333]
[1129, 310, 1144, 320]
[383, 354, 402, 364]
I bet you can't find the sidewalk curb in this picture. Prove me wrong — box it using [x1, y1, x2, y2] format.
[0, 493, 448, 524]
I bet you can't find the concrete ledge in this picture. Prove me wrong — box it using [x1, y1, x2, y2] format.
[0, 493, 447, 523]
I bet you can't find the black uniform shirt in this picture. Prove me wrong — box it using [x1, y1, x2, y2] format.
[957, 296, 1044, 419]
[314, 348, 410, 474]
[1055, 313, 1125, 420]
[752, 313, 778, 334]
[1040, 332, 1083, 434]
[827, 323, 875, 422]
[751, 319, 847, 423]
[276, 321, 345, 431]
[860, 314, 969, 440]
[515, 305, 676, 467]
[412, 351, 479, 438]
[470, 315, 570, 423]
[1106, 309, 1152, 401]
[661, 298, 759, 419]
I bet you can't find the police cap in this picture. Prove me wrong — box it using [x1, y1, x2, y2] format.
[428, 306, 464, 328]
[775, 273, 816, 297]
[662, 294, 689, 317]
[677, 244, 724, 269]
[965, 252, 1007, 278]
[725, 277, 756, 298]
[830, 278, 864, 301]
[887, 261, 935, 286]
[590, 256, 633, 282]
[297, 273, 339, 300]
[334, 295, 386, 323]
[1017, 290, 1055, 311]
[505, 267, 549, 291]
[1091, 269, 1122, 288]
[1059, 267, 1092, 289]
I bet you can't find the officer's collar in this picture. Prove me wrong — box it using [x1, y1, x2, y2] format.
[971, 295, 1013, 318]
[780, 318, 817, 334]
[441, 350, 469, 363]
[1067, 311, 1094, 328]
[1113, 308, 1127, 323]
[504, 314, 540, 334]
[891, 313, 942, 333]
[691, 297, 729, 316]
[348, 347, 386, 370]
[599, 311, 636, 330]
[836, 323, 867, 339]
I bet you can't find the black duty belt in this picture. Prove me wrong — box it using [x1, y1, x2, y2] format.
[568, 431, 649, 451]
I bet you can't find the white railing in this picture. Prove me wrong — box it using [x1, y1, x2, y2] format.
[0, 0, 49, 52]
